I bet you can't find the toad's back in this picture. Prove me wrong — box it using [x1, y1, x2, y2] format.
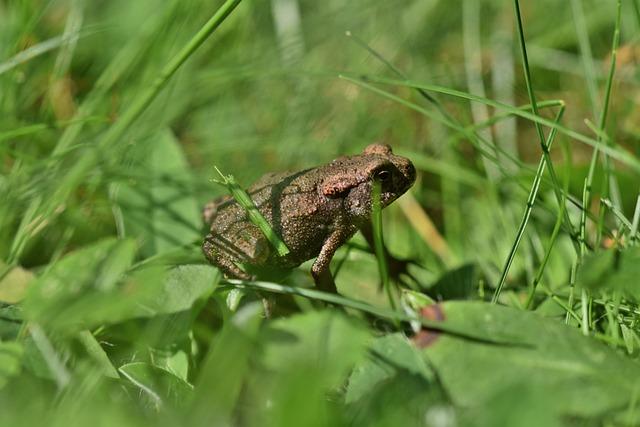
[204, 168, 354, 269]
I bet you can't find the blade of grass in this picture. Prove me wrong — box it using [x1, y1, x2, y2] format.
[570, 0, 601, 117]
[9, 0, 244, 263]
[566, 261, 579, 325]
[370, 180, 394, 310]
[0, 33, 82, 76]
[339, 74, 640, 172]
[596, 0, 623, 246]
[600, 198, 639, 239]
[580, 0, 621, 252]
[340, 75, 528, 177]
[221, 279, 520, 344]
[630, 195, 640, 245]
[579, 177, 591, 335]
[526, 150, 570, 309]
[513, 0, 577, 241]
[463, 0, 501, 180]
[577, 0, 621, 336]
[492, 106, 565, 303]
[632, 0, 640, 29]
[340, 75, 606, 240]
[29, 323, 71, 390]
[212, 167, 290, 257]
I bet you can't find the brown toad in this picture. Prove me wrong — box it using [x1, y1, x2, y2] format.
[202, 143, 416, 293]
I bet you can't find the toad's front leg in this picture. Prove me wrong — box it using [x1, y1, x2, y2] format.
[311, 226, 356, 294]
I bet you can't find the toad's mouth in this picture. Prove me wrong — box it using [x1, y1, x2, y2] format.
[380, 191, 401, 206]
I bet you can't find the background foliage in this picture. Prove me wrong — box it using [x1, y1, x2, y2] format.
[1, 0, 640, 425]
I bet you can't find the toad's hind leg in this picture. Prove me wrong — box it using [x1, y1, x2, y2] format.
[202, 234, 253, 280]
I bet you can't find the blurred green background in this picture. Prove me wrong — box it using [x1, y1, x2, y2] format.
[1, 0, 640, 425]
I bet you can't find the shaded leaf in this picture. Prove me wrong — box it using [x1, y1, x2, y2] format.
[460, 382, 562, 427]
[427, 264, 476, 300]
[251, 310, 370, 427]
[119, 362, 192, 409]
[0, 262, 34, 303]
[188, 303, 263, 427]
[423, 301, 640, 419]
[77, 330, 119, 379]
[345, 334, 445, 426]
[0, 305, 22, 340]
[346, 333, 433, 403]
[24, 238, 161, 331]
[115, 129, 201, 257]
[142, 264, 218, 315]
[0, 341, 23, 390]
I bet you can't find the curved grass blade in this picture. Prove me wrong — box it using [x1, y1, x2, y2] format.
[9, 0, 244, 263]
[492, 106, 565, 303]
[213, 168, 290, 257]
[338, 74, 640, 172]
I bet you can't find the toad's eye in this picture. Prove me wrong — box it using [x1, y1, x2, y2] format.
[374, 170, 391, 182]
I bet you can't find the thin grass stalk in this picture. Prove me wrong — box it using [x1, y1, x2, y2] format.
[566, 261, 578, 325]
[492, 106, 565, 303]
[582, 0, 621, 250]
[595, 0, 623, 247]
[525, 179, 567, 309]
[632, 0, 640, 29]
[341, 75, 614, 242]
[463, 0, 501, 180]
[576, 0, 621, 336]
[511, 0, 579, 259]
[371, 181, 395, 311]
[570, 0, 601, 117]
[341, 74, 640, 172]
[223, 280, 511, 344]
[630, 195, 640, 244]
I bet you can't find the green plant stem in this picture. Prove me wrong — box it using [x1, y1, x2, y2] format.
[339, 74, 640, 172]
[213, 168, 290, 257]
[371, 181, 395, 310]
[492, 106, 565, 303]
[525, 184, 567, 309]
[581, 0, 621, 250]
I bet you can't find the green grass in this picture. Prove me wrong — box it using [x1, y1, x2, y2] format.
[2, 0, 640, 425]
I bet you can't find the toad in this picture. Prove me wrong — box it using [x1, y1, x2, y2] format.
[202, 144, 416, 293]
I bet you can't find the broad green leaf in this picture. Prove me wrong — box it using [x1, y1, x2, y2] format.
[116, 265, 218, 349]
[346, 333, 433, 404]
[423, 301, 640, 419]
[142, 264, 218, 315]
[150, 348, 190, 382]
[260, 310, 370, 381]
[115, 129, 201, 257]
[345, 334, 445, 426]
[459, 382, 562, 427]
[0, 305, 22, 340]
[119, 362, 192, 409]
[24, 238, 161, 331]
[426, 263, 477, 300]
[347, 372, 450, 427]
[0, 341, 23, 390]
[76, 330, 119, 379]
[251, 311, 370, 427]
[189, 303, 263, 427]
[0, 262, 33, 303]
